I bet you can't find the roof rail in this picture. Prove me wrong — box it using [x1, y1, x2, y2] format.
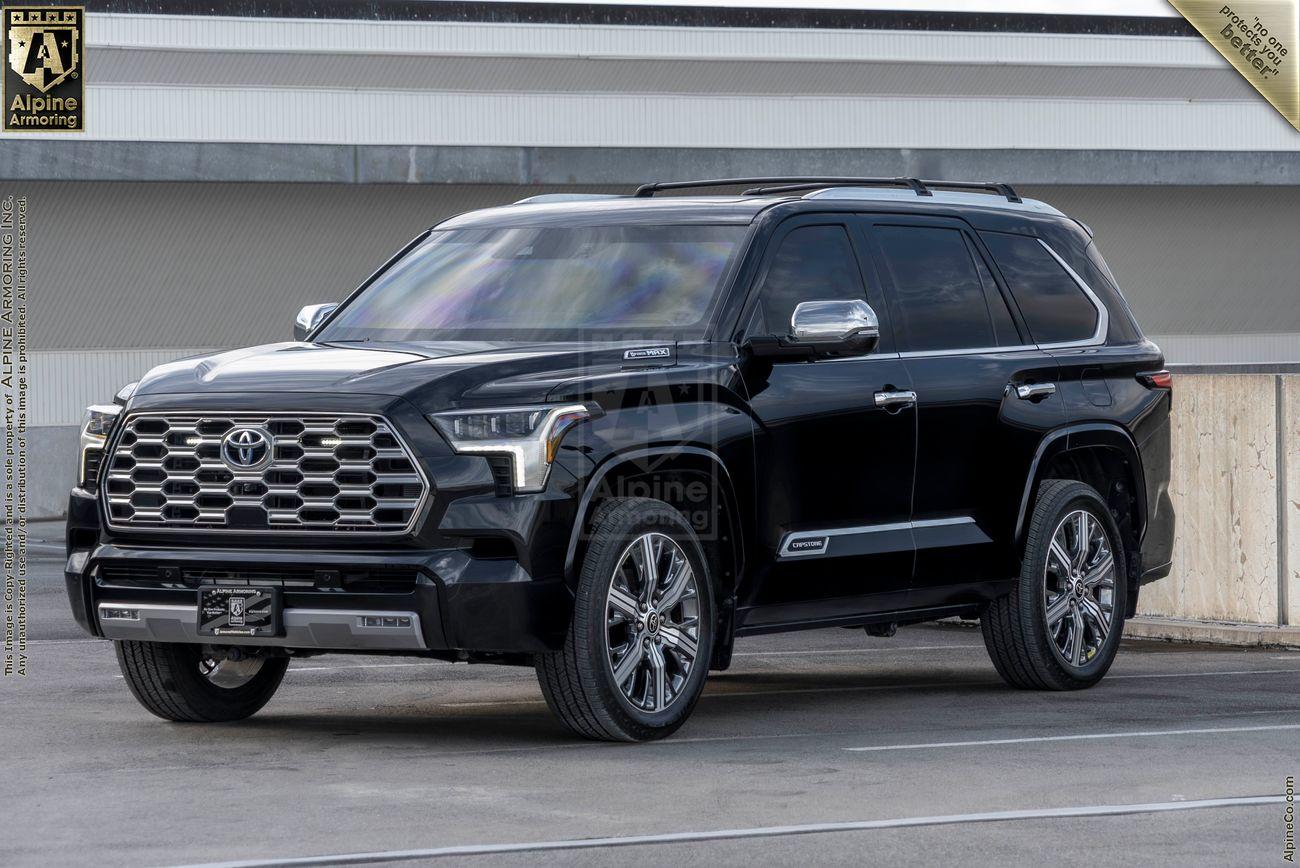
[633, 177, 1021, 203]
[918, 179, 1021, 203]
[632, 177, 929, 198]
[511, 193, 624, 205]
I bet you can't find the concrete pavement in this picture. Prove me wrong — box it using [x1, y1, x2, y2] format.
[3, 548, 1297, 867]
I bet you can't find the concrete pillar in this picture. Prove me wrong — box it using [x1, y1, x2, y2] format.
[1138, 374, 1280, 624]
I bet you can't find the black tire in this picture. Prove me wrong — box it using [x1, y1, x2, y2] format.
[536, 497, 715, 741]
[115, 641, 289, 722]
[982, 479, 1128, 690]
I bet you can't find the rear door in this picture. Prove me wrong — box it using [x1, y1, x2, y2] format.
[978, 230, 1113, 412]
[859, 215, 1064, 605]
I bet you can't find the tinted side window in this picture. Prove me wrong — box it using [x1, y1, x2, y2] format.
[966, 236, 1021, 346]
[755, 224, 865, 336]
[981, 232, 1099, 344]
[873, 225, 995, 352]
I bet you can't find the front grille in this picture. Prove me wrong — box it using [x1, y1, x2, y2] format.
[102, 413, 428, 534]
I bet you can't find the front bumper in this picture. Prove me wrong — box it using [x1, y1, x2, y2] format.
[66, 479, 575, 654]
[65, 392, 588, 655]
[97, 602, 431, 650]
[68, 541, 572, 654]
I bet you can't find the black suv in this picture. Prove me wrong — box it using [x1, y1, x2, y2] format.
[66, 178, 1175, 741]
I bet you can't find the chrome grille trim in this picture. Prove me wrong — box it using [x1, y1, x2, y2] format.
[101, 412, 429, 535]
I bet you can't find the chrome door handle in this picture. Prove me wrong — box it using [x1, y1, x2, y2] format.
[1013, 382, 1057, 401]
[874, 390, 917, 409]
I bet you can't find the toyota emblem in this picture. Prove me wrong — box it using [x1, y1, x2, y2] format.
[220, 427, 273, 471]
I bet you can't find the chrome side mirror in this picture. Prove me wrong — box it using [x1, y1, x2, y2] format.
[294, 303, 338, 341]
[789, 299, 880, 356]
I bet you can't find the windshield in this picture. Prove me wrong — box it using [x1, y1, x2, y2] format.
[319, 224, 748, 342]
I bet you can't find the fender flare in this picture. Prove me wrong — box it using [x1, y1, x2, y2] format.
[1014, 422, 1147, 546]
[562, 445, 745, 588]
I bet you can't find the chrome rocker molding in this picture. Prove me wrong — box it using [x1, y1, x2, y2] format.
[96, 602, 428, 650]
[778, 517, 987, 560]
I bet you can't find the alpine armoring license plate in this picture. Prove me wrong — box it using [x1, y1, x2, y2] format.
[197, 587, 281, 638]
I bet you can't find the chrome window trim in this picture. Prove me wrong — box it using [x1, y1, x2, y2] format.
[898, 344, 1037, 359]
[99, 410, 431, 538]
[779, 517, 974, 558]
[1028, 239, 1109, 350]
[815, 240, 1107, 359]
[818, 350, 902, 363]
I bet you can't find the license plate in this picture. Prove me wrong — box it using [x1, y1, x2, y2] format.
[198, 587, 280, 638]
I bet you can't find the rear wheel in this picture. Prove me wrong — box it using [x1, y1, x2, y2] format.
[536, 497, 714, 741]
[982, 479, 1126, 690]
[115, 641, 289, 722]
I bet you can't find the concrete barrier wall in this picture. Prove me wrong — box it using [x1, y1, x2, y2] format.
[1137, 373, 1296, 631]
[1284, 377, 1299, 628]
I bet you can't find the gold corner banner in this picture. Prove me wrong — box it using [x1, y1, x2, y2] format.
[1169, 1, 1299, 130]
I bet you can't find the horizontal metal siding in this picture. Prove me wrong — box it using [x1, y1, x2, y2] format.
[31, 348, 216, 427]
[87, 13, 1222, 67]
[1149, 334, 1300, 366]
[23, 181, 603, 350]
[1025, 185, 1300, 336]
[85, 48, 1257, 100]
[23, 182, 1300, 353]
[9, 87, 1296, 150]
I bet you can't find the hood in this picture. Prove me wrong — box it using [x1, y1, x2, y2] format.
[134, 340, 690, 410]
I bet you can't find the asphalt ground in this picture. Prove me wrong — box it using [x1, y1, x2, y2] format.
[4, 537, 1298, 867]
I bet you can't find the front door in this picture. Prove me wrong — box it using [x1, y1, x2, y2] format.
[860, 216, 1065, 606]
[736, 216, 917, 631]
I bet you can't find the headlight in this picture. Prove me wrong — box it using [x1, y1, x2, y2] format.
[79, 403, 122, 488]
[430, 404, 597, 493]
[83, 404, 121, 438]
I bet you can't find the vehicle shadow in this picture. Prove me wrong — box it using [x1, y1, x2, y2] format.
[225, 665, 1014, 750]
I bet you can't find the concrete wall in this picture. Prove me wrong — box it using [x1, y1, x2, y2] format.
[1137, 373, 1296, 630]
[1285, 378, 1299, 628]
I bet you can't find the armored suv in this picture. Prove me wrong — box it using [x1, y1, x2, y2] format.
[66, 178, 1175, 741]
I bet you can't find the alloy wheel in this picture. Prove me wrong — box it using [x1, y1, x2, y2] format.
[1043, 509, 1117, 668]
[604, 532, 702, 713]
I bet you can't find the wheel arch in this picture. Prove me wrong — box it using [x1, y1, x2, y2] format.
[1015, 423, 1146, 616]
[565, 446, 744, 585]
[564, 446, 745, 669]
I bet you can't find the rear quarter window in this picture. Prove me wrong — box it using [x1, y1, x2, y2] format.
[980, 232, 1100, 345]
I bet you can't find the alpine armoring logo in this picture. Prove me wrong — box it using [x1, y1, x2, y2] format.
[4, 7, 83, 132]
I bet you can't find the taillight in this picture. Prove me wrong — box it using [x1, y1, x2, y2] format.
[1138, 370, 1172, 390]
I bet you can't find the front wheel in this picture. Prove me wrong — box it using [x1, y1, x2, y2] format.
[115, 641, 289, 722]
[982, 479, 1127, 690]
[536, 497, 714, 741]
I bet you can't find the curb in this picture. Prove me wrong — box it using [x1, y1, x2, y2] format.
[1124, 616, 1300, 649]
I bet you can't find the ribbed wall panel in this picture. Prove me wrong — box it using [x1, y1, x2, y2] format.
[21, 182, 1300, 354]
[85, 49, 1255, 100]
[7, 86, 1295, 150]
[31, 348, 215, 427]
[87, 13, 1221, 67]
